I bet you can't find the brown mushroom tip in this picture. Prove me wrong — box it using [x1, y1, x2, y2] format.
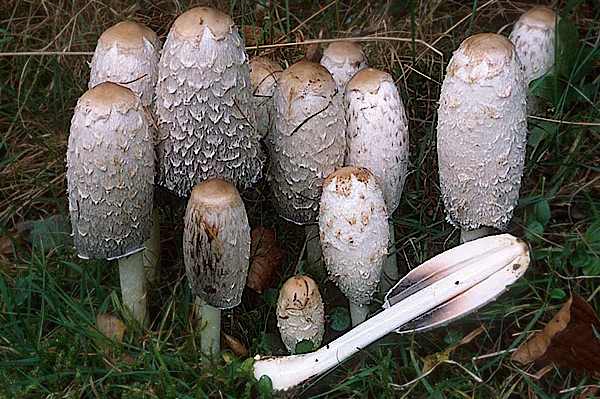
[461, 33, 515, 65]
[98, 21, 158, 50]
[520, 6, 556, 27]
[80, 82, 138, 111]
[283, 60, 336, 92]
[173, 7, 234, 40]
[250, 57, 283, 90]
[280, 275, 319, 304]
[323, 41, 365, 64]
[346, 67, 391, 93]
[324, 166, 372, 187]
[190, 178, 243, 209]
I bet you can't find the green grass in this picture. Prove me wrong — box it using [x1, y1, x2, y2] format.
[1, 0, 599, 397]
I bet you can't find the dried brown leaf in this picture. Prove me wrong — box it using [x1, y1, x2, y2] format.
[222, 332, 248, 357]
[513, 293, 600, 375]
[247, 226, 285, 293]
[96, 313, 126, 344]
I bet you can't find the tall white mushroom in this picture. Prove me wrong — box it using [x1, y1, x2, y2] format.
[269, 60, 345, 265]
[344, 68, 409, 290]
[155, 7, 262, 198]
[277, 275, 325, 354]
[319, 167, 388, 326]
[89, 20, 161, 282]
[250, 57, 283, 139]
[67, 82, 154, 325]
[437, 33, 527, 243]
[320, 41, 367, 90]
[509, 6, 557, 85]
[183, 179, 251, 358]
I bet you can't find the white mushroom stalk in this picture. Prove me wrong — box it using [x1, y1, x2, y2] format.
[509, 6, 557, 86]
[436, 34, 527, 243]
[183, 179, 251, 358]
[155, 7, 262, 197]
[254, 234, 530, 391]
[320, 41, 367, 90]
[344, 68, 409, 290]
[319, 167, 388, 326]
[277, 275, 325, 354]
[67, 82, 154, 325]
[250, 57, 283, 140]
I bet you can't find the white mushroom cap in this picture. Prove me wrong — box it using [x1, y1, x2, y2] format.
[344, 68, 409, 214]
[183, 178, 251, 309]
[269, 60, 345, 224]
[250, 57, 283, 139]
[320, 41, 367, 89]
[155, 7, 262, 198]
[67, 82, 154, 259]
[437, 33, 527, 232]
[276, 275, 325, 353]
[319, 167, 389, 305]
[89, 21, 159, 107]
[509, 6, 557, 85]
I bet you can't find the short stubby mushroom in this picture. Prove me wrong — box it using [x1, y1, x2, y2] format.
[67, 82, 154, 324]
[155, 7, 262, 198]
[437, 33, 527, 243]
[319, 167, 389, 325]
[250, 57, 283, 139]
[269, 60, 345, 224]
[89, 21, 160, 108]
[183, 178, 251, 356]
[509, 6, 557, 85]
[277, 275, 325, 354]
[320, 41, 367, 90]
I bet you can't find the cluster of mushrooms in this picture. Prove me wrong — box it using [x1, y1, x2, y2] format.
[66, 5, 554, 390]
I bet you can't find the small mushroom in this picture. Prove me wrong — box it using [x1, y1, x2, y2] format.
[277, 275, 325, 354]
[67, 82, 154, 324]
[183, 178, 251, 357]
[436, 34, 527, 243]
[155, 7, 262, 197]
[250, 56, 283, 139]
[320, 41, 367, 90]
[509, 6, 557, 85]
[344, 68, 409, 289]
[319, 167, 389, 326]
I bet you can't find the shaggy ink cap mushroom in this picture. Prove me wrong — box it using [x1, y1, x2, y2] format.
[89, 21, 159, 107]
[155, 7, 262, 198]
[509, 6, 557, 85]
[67, 82, 154, 260]
[183, 178, 251, 309]
[277, 275, 325, 354]
[250, 57, 283, 139]
[320, 41, 367, 89]
[437, 34, 527, 239]
[269, 60, 345, 224]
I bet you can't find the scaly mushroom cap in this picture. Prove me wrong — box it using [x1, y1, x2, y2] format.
[344, 68, 409, 214]
[250, 57, 283, 139]
[319, 167, 388, 305]
[183, 178, 251, 309]
[269, 60, 345, 224]
[67, 82, 154, 259]
[276, 275, 325, 353]
[89, 21, 159, 107]
[320, 41, 367, 89]
[509, 6, 557, 84]
[155, 7, 262, 197]
[437, 33, 527, 232]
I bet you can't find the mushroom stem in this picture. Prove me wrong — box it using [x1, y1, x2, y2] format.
[380, 223, 399, 292]
[118, 251, 147, 325]
[349, 302, 369, 326]
[200, 301, 221, 358]
[143, 208, 161, 282]
[460, 227, 494, 243]
[305, 224, 322, 268]
[253, 234, 529, 391]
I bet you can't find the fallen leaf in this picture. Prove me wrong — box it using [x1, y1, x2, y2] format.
[513, 293, 600, 375]
[96, 313, 126, 344]
[247, 226, 285, 293]
[222, 332, 248, 357]
[17, 214, 72, 251]
[0, 228, 25, 259]
[305, 43, 323, 63]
